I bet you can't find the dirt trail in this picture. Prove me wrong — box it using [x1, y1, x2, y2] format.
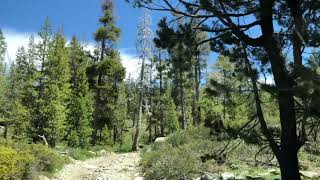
[53, 152, 142, 180]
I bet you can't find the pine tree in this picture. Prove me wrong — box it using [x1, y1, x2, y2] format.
[89, 0, 125, 145]
[31, 19, 53, 143]
[0, 29, 8, 138]
[154, 18, 193, 129]
[9, 47, 32, 140]
[162, 81, 179, 134]
[38, 32, 71, 147]
[66, 37, 93, 148]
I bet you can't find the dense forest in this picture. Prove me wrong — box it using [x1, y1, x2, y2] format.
[0, 0, 320, 180]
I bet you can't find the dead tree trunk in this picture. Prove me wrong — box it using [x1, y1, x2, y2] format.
[132, 56, 145, 151]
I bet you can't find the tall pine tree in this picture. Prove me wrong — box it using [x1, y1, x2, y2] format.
[66, 37, 93, 148]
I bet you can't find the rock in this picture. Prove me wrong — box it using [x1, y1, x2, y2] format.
[154, 137, 168, 143]
[221, 172, 235, 180]
[246, 175, 264, 180]
[193, 177, 201, 180]
[95, 173, 108, 180]
[97, 149, 107, 156]
[258, 172, 270, 177]
[234, 175, 245, 180]
[201, 172, 222, 180]
[88, 151, 96, 155]
[38, 175, 50, 180]
[300, 171, 320, 178]
[267, 169, 279, 175]
[0, 126, 5, 136]
[230, 164, 239, 170]
[83, 164, 98, 169]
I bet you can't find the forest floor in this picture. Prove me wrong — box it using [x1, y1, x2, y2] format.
[53, 151, 143, 180]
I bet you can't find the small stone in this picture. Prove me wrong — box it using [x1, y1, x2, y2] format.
[97, 149, 107, 156]
[234, 175, 245, 180]
[230, 164, 239, 170]
[38, 175, 50, 180]
[83, 164, 98, 169]
[267, 169, 279, 175]
[88, 151, 96, 155]
[95, 174, 108, 180]
[221, 172, 235, 180]
[258, 172, 270, 177]
[300, 171, 320, 178]
[154, 137, 168, 143]
[201, 172, 222, 180]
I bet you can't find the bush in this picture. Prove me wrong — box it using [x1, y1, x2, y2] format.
[0, 146, 34, 179]
[0, 140, 69, 179]
[141, 126, 279, 179]
[28, 144, 69, 174]
[142, 144, 202, 179]
[141, 127, 211, 179]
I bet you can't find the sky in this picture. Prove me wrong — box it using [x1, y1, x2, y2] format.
[0, 0, 169, 78]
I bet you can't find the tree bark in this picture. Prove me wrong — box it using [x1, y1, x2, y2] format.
[279, 149, 300, 180]
[132, 56, 145, 151]
[193, 55, 201, 125]
[259, 1, 301, 179]
[159, 55, 164, 136]
[179, 69, 186, 129]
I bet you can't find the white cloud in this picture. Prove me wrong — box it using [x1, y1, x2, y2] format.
[119, 49, 140, 80]
[2, 28, 39, 65]
[2, 29, 140, 79]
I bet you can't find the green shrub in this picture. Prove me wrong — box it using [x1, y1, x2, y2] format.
[28, 144, 69, 174]
[0, 146, 34, 179]
[141, 127, 212, 179]
[141, 126, 279, 179]
[0, 141, 69, 179]
[142, 144, 202, 179]
[113, 133, 133, 153]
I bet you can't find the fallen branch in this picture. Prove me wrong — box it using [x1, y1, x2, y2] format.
[38, 135, 48, 146]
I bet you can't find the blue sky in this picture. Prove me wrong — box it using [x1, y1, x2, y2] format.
[0, 0, 167, 52]
[0, 0, 171, 78]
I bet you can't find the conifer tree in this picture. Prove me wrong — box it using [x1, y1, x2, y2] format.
[89, 0, 125, 145]
[9, 47, 32, 139]
[162, 81, 179, 134]
[31, 19, 53, 143]
[37, 32, 71, 147]
[0, 29, 8, 138]
[66, 37, 93, 147]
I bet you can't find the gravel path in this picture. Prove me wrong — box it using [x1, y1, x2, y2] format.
[53, 152, 142, 180]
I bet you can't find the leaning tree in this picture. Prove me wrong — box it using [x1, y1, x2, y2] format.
[127, 0, 320, 179]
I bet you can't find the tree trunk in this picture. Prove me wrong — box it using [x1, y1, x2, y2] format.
[148, 61, 153, 143]
[3, 124, 8, 139]
[279, 149, 300, 180]
[113, 124, 117, 144]
[259, 1, 301, 178]
[265, 39, 301, 179]
[197, 58, 201, 123]
[193, 55, 200, 125]
[223, 69, 227, 120]
[132, 56, 145, 151]
[159, 55, 164, 136]
[179, 69, 186, 129]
